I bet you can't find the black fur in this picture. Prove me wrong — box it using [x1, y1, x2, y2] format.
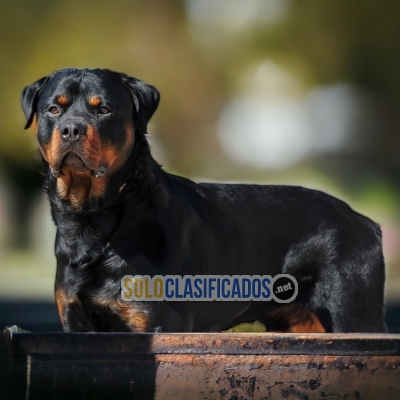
[21, 68, 386, 333]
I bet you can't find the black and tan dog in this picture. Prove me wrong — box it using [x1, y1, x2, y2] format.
[21, 68, 386, 333]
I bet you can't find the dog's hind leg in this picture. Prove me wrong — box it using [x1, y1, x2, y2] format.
[264, 304, 326, 333]
[280, 226, 386, 333]
[307, 255, 386, 333]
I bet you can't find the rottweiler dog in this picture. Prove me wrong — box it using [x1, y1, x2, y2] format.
[21, 68, 386, 333]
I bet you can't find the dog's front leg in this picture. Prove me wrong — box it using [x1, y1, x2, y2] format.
[55, 288, 98, 332]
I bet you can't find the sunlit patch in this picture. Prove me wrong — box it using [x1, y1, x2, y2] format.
[89, 96, 102, 107]
[56, 95, 69, 105]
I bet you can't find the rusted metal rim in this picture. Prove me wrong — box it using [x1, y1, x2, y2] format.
[4, 328, 400, 399]
[6, 328, 400, 356]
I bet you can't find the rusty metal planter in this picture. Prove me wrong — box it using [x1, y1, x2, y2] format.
[3, 328, 400, 399]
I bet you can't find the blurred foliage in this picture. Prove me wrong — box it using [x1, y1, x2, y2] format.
[1, 0, 400, 176]
[1, 0, 400, 303]
[223, 320, 266, 333]
[1, 0, 400, 245]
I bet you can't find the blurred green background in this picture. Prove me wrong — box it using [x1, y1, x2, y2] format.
[1, 0, 400, 331]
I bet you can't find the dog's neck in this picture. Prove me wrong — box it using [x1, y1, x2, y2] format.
[45, 135, 170, 268]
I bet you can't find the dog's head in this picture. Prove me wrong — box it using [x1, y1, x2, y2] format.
[21, 68, 159, 208]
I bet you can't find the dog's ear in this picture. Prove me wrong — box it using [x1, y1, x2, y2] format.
[21, 76, 50, 129]
[120, 75, 160, 134]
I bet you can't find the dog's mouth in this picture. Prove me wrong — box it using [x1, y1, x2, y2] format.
[50, 151, 107, 179]
[62, 152, 88, 171]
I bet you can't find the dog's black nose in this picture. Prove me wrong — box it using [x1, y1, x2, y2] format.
[59, 121, 86, 142]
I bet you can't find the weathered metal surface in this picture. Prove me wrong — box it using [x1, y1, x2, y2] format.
[9, 332, 400, 356]
[155, 354, 400, 399]
[4, 328, 400, 399]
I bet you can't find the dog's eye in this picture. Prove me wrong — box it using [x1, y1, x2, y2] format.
[99, 106, 110, 115]
[48, 106, 59, 115]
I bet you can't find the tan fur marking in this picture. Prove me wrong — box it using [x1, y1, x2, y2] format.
[57, 171, 92, 209]
[86, 125, 107, 200]
[47, 124, 135, 208]
[89, 96, 102, 107]
[55, 289, 77, 324]
[124, 125, 135, 159]
[90, 176, 107, 199]
[39, 125, 63, 168]
[83, 125, 102, 161]
[269, 305, 326, 333]
[47, 126, 63, 166]
[102, 146, 119, 169]
[57, 95, 68, 105]
[31, 115, 38, 132]
[117, 301, 149, 332]
[53, 125, 101, 208]
[55, 289, 79, 329]
[289, 312, 326, 333]
[93, 298, 150, 331]
[69, 175, 92, 209]
[55, 289, 66, 322]
[56, 172, 70, 199]
[86, 126, 134, 201]
[98, 125, 134, 172]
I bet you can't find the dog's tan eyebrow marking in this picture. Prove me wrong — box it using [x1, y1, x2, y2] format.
[89, 96, 102, 107]
[56, 95, 69, 105]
